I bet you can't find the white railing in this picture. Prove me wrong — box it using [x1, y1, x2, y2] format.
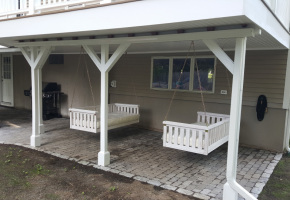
[0, 0, 127, 20]
[0, 0, 29, 19]
[263, 0, 290, 30]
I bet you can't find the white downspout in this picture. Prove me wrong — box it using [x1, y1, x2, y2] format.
[223, 38, 257, 200]
[283, 48, 290, 153]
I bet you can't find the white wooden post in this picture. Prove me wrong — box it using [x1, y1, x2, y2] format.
[99, 44, 110, 166]
[83, 43, 130, 166]
[203, 37, 257, 200]
[223, 38, 257, 200]
[38, 67, 44, 134]
[20, 46, 51, 147]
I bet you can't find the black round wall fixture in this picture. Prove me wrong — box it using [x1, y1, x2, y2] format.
[256, 95, 267, 121]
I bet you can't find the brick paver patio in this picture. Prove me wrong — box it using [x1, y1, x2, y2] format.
[0, 107, 282, 200]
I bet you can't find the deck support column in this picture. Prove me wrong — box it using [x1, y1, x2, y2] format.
[99, 44, 110, 166]
[20, 46, 51, 147]
[223, 38, 257, 200]
[203, 37, 257, 200]
[83, 43, 130, 166]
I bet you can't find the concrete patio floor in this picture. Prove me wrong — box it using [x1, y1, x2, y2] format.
[0, 107, 283, 200]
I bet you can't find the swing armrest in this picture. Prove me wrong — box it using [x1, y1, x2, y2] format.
[69, 108, 98, 114]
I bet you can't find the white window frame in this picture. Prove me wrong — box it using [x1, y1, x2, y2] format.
[150, 56, 171, 90]
[150, 56, 216, 94]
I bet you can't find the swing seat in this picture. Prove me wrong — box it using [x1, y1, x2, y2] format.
[69, 103, 140, 133]
[163, 112, 230, 155]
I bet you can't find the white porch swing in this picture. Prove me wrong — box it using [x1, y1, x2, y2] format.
[163, 42, 230, 155]
[69, 48, 140, 133]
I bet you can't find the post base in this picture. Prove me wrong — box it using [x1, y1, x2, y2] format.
[223, 182, 238, 200]
[98, 151, 110, 166]
[30, 135, 41, 147]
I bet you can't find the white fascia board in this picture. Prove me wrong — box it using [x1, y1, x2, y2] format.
[244, 0, 289, 49]
[0, 0, 244, 39]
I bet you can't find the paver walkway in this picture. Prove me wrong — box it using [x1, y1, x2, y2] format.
[0, 107, 283, 200]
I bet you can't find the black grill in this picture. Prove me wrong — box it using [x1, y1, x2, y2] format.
[24, 82, 62, 120]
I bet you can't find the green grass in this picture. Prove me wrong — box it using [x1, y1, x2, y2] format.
[259, 154, 290, 200]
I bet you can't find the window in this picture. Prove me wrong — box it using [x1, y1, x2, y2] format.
[151, 56, 215, 93]
[151, 59, 169, 89]
[172, 58, 190, 90]
[3, 56, 11, 79]
[193, 58, 215, 92]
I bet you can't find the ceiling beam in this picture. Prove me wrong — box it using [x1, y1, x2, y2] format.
[0, 48, 21, 53]
[14, 28, 259, 47]
[203, 39, 234, 74]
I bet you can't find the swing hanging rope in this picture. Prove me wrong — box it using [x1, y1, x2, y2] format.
[164, 41, 209, 125]
[70, 47, 83, 109]
[193, 42, 208, 125]
[164, 41, 194, 121]
[70, 47, 96, 110]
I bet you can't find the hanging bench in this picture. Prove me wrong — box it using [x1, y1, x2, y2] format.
[163, 112, 230, 155]
[69, 103, 140, 133]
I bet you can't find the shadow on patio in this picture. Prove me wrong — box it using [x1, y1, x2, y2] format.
[0, 106, 282, 200]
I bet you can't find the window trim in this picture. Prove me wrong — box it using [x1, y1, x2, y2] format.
[150, 56, 216, 94]
[150, 56, 171, 90]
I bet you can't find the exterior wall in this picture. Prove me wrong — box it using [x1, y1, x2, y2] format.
[109, 50, 288, 152]
[13, 55, 31, 109]
[13, 54, 101, 116]
[12, 50, 287, 152]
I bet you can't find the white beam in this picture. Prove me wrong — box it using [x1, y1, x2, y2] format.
[105, 43, 131, 72]
[34, 47, 51, 69]
[82, 45, 101, 70]
[20, 46, 51, 147]
[203, 39, 234, 74]
[223, 38, 257, 200]
[101, 44, 109, 71]
[0, 48, 21, 53]
[21, 47, 33, 66]
[15, 28, 257, 47]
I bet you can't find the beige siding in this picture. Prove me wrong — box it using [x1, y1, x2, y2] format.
[14, 54, 101, 116]
[110, 50, 287, 109]
[109, 50, 288, 152]
[11, 50, 287, 152]
[14, 55, 32, 110]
